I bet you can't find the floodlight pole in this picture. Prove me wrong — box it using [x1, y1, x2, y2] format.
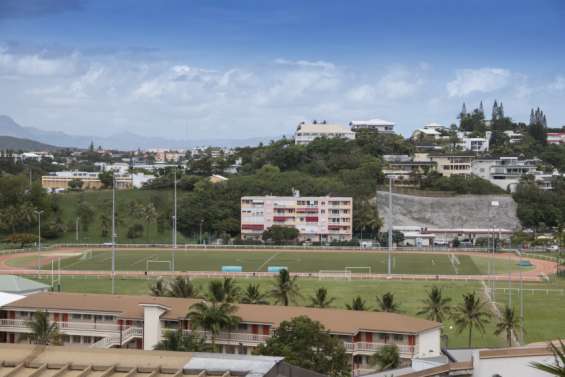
[172, 167, 177, 271]
[387, 176, 393, 276]
[75, 217, 80, 242]
[34, 210, 44, 276]
[111, 176, 116, 294]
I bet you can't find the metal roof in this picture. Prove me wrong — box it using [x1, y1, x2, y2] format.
[0, 275, 49, 294]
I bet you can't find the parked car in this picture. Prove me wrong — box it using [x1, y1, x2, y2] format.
[546, 245, 560, 252]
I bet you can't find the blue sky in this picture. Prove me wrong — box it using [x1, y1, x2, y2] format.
[0, 0, 564, 140]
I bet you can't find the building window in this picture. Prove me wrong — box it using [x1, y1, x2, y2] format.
[393, 334, 404, 341]
[72, 314, 82, 320]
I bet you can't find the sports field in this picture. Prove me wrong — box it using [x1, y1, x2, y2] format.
[10, 249, 533, 275]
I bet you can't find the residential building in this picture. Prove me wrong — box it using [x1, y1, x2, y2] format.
[41, 171, 154, 191]
[148, 149, 186, 163]
[428, 154, 475, 177]
[0, 344, 325, 377]
[0, 292, 442, 372]
[411, 123, 449, 142]
[0, 275, 49, 295]
[503, 130, 523, 144]
[547, 131, 565, 144]
[349, 118, 395, 134]
[241, 191, 353, 242]
[209, 174, 229, 184]
[456, 131, 491, 152]
[382, 157, 436, 186]
[471, 157, 555, 192]
[294, 121, 355, 145]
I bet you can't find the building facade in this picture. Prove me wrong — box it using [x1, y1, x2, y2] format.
[41, 171, 154, 191]
[0, 292, 442, 373]
[428, 155, 475, 177]
[241, 193, 353, 242]
[471, 157, 555, 192]
[547, 131, 565, 145]
[349, 118, 395, 133]
[294, 121, 355, 145]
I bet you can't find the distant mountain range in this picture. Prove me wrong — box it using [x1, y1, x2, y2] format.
[0, 115, 275, 150]
[0, 135, 60, 151]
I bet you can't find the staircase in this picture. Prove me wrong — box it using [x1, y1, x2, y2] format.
[91, 326, 143, 348]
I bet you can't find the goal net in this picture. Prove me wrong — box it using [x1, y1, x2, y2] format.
[146, 259, 172, 272]
[80, 249, 93, 260]
[318, 270, 352, 281]
[345, 266, 372, 275]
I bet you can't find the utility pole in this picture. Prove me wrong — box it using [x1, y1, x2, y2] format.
[387, 176, 393, 276]
[75, 217, 80, 242]
[508, 251, 512, 307]
[172, 168, 177, 271]
[111, 176, 116, 294]
[199, 219, 204, 245]
[34, 210, 44, 276]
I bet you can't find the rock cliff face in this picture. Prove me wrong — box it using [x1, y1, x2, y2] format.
[376, 191, 520, 230]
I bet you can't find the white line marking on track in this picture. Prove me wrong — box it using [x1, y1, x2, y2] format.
[255, 252, 280, 272]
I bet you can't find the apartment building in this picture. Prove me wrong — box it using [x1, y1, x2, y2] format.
[41, 171, 154, 191]
[382, 155, 437, 186]
[410, 123, 449, 142]
[0, 292, 442, 372]
[471, 157, 556, 192]
[294, 121, 355, 145]
[428, 154, 475, 177]
[241, 192, 353, 242]
[456, 131, 491, 152]
[349, 118, 395, 134]
[547, 131, 565, 145]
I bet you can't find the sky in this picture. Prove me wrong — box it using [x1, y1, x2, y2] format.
[0, 0, 564, 140]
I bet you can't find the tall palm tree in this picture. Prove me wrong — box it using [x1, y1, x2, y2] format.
[370, 345, 400, 371]
[27, 311, 61, 345]
[168, 276, 199, 298]
[142, 203, 157, 240]
[186, 300, 240, 352]
[270, 269, 301, 306]
[149, 278, 168, 297]
[207, 280, 227, 302]
[531, 340, 565, 376]
[222, 277, 241, 303]
[452, 292, 492, 348]
[417, 286, 452, 323]
[494, 305, 520, 347]
[308, 287, 335, 308]
[376, 292, 400, 313]
[346, 296, 369, 311]
[240, 284, 269, 305]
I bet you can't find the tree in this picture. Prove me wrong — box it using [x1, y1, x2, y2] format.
[149, 278, 168, 297]
[254, 316, 351, 377]
[68, 178, 84, 191]
[309, 287, 335, 308]
[262, 225, 299, 244]
[186, 300, 240, 351]
[530, 340, 565, 376]
[494, 305, 520, 347]
[346, 296, 369, 311]
[168, 276, 199, 298]
[417, 286, 451, 323]
[4, 233, 37, 248]
[222, 277, 242, 303]
[370, 345, 400, 371]
[452, 292, 492, 347]
[99, 213, 111, 237]
[98, 171, 114, 188]
[27, 311, 61, 345]
[270, 269, 301, 306]
[155, 329, 210, 352]
[375, 292, 400, 313]
[126, 223, 144, 239]
[240, 283, 269, 305]
[76, 200, 95, 232]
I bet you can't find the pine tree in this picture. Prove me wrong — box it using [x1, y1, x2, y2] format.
[499, 102, 504, 118]
[459, 103, 467, 119]
[530, 109, 535, 125]
[492, 100, 499, 121]
[479, 101, 484, 116]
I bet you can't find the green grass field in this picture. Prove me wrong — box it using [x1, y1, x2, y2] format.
[10, 249, 533, 275]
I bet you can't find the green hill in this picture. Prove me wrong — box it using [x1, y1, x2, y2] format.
[0, 135, 59, 151]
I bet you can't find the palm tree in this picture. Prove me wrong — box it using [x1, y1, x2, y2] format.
[27, 311, 61, 345]
[531, 340, 565, 376]
[270, 269, 301, 306]
[186, 300, 240, 351]
[240, 284, 269, 305]
[370, 345, 400, 371]
[155, 329, 210, 352]
[376, 292, 400, 313]
[142, 203, 157, 239]
[207, 280, 227, 302]
[168, 276, 199, 298]
[222, 277, 241, 303]
[494, 305, 520, 347]
[346, 296, 369, 311]
[308, 287, 335, 308]
[417, 286, 451, 323]
[452, 292, 492, 348]
[149, 278, 168, 297]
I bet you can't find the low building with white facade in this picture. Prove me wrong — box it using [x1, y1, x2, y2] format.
[456, 131, 491, 152]
[411, 123, 449, 142]
[349, 118, 395, 133]
[241, 191, 353, 242]
[294, 121, 355, 145]
[0, 292, 442, 373]
[547, 131, 565, 145]
[428, 154, 475, 177]
[471, 157, 556, 192]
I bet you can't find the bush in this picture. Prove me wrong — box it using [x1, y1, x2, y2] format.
[126, 223, 144, 239]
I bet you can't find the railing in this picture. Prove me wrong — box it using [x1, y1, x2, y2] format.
[90, 326, 143, 349]
[343, 341, 414, 356]
[0, 319, 121, 334]
[174, 329, 270, 344]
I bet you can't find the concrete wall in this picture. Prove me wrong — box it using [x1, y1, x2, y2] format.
[415, 328, 441, 358]
[474, 355, 556, 377]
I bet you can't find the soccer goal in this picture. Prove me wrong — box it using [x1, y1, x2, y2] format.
[80, 249, 93, 260]
[345, 266, 372, 275]
[318, 270, 352, 281]
[449, 253, 460, 274]
[146, 259, 172, 272]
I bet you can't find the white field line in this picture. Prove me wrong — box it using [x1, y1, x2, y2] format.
[255, 252, 280, 272]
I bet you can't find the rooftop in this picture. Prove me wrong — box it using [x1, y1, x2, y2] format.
[295, 123, 353, 134]
[349, 118, 394, 126]
[0, 275, 50, 294]
[3, 292, 440, 335]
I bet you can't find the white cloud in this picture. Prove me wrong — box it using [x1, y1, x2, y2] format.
[0, 48, 80, 77]
[377, 69, 423, 99]
[549, 75, 565, 91]
[274, 58, 335, 71]
[446, 68, 511, 97]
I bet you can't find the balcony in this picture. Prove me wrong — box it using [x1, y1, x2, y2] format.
[0, 318, 122, 336]
[171, 329, 270, 345]
[343, 341, 415, 356]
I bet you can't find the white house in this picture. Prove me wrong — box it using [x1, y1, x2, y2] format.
[349, 118, 395, 133]
[456, 131, 491, 152]
[294, 121, 355, 145]
[471, 157, 555, 192]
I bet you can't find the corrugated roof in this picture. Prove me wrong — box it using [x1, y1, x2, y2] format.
[4, 292, 441, 335]
[0, 275, 49, 293]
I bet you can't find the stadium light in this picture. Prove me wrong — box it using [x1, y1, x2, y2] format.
[33, 210, 44, 275]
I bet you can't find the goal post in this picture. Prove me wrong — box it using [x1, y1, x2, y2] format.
[146, 260, 172, 272]
[80, 249, 93, 260]
[345, 266, 372, 275]
[318, 270, 352, 281]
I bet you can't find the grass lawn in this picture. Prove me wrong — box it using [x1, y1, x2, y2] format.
[29, 275, 505, 348]
[11, 249, 534, 276]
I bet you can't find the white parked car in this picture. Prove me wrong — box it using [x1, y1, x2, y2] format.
[546, 245, 560, 252]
